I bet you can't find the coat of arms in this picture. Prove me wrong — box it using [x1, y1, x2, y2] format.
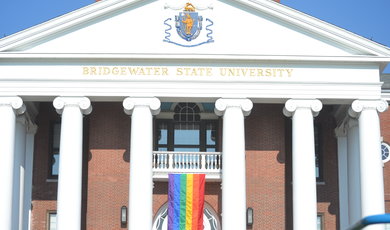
[164, 2, 214, 47]
[175, 3, 202, 41]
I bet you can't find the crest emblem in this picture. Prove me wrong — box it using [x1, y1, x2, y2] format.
[175, 3, 202, 41]
[163, 2, 214, 47]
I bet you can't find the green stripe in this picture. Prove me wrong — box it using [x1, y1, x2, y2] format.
[179, 174, 187, 230]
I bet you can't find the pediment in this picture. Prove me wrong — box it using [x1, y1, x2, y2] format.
[1, 0, 390, 57]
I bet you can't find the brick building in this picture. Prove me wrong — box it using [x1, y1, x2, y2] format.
[0, 0, 390, 229]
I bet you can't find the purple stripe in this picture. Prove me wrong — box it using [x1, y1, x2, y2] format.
[168, 174, 182, 230]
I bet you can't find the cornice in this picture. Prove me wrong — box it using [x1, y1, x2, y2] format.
[0, 53, 389, 64]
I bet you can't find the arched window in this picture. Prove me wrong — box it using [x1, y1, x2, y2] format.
[155, 103, 218, 152]
[173, 102, 200, 122]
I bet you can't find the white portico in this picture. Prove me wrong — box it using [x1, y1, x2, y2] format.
[1, 0, 390, 229]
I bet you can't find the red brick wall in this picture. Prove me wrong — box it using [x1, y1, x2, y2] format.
[87, 102, 130, 229]
[380, 109, 390, 213]
[245, 104, 286, 229]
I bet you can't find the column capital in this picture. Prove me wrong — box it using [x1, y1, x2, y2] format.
[348, 99, 388, 118]
[283, 99, 322, 117]
[214, 98, 253, 116]
[53, 97, 92, 115]
[0, 96, 26, 115]
[123, 97, 161, 115]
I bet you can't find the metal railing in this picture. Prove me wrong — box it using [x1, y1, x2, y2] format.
[152, 151, 222, 180]
[348, 214, 390, 230]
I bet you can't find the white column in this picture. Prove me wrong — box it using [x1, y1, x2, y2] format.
[346, 118, 361, 225]
[349, 100, 388, 229]
[13, 116, 27, 230]
[0, 97, 25, 230]
[335, 124, 349, 230]
[53, 97, 92, 230]
[23, 124, 37, 230]
[123, 97, 160, 230]
[283, 99, 322, 230]
[215, 98, 253, 230]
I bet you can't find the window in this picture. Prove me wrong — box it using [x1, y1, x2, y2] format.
[47, 211, 56, 230]
[49, 122, 61, 178]
[317, 214, 324, 230]
[155, 103, 218, 152]
[382, 142, 390, 163]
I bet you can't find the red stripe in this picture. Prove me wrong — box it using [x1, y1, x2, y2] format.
[192, 174, 205, 230]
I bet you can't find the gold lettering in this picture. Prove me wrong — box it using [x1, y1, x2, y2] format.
[176, 68, 183, 76]
[265, 69, 272, 77]
[257, 69, 264, 76]
[128, 67, 138, 75]
[90, 67, 97, 75]
[83, 67, 89, 75]
[191, 68, 197, 76]
[162, 68, 168, 75]
[286, 69, 293, 77]
[102, 67, 110, 75]
[219, 68, 226, 76]
[83, 66, 293, 78]
[249, 69, 255, 77]
[112, 67, 119, 75]
[206, 68, 212, 76]
[121, 67, 127, 75]
[153, 67, 160, 75]
[228, 68, 235, 76]
[240, 68, 248, 76]
[276, 69, 283, 77]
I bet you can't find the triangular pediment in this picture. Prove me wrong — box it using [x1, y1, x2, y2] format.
[1, 0, 390, 58]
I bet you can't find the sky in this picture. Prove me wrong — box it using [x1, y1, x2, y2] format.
[0, 0, 389, 71]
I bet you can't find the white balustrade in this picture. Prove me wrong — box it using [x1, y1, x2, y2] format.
[152, 151, 222, 180]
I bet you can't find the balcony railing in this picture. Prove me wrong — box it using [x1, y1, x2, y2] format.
[152, 151, 222, 181]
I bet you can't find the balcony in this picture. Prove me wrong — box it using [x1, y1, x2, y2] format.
[152, 151, 222, 181]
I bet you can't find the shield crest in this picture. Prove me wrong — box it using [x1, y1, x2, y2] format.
[175, 11, 203, 41]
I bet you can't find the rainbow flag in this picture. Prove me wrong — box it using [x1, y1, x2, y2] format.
[168, 174, 205, 230]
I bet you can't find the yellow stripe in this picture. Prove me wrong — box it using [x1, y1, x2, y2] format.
[185, 174, 193, 230]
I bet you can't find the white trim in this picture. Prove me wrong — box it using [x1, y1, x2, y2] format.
[1, 53, 390, 63]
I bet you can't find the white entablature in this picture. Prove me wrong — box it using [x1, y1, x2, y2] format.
[0, 0, 389, 103]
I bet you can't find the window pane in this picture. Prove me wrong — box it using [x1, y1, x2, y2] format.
[317, 215, 323, 230]
[157, 123, 168, 145]
[174, 124, 199, 145]
[52, 153, 60, 176]
[206, 148, 216, 152]
[174, 148, 200, 152]
[49, 213, 57, 230]
[206, 123, 216, 145]
[158, 147, 168, 151]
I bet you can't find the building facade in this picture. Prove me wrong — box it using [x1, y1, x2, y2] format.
[1, 0, 390, 229]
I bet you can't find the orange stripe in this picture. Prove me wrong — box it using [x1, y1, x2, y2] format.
[192, 174, 200, 230]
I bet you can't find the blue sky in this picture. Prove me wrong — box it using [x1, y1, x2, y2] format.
[0, 0, 389, 71]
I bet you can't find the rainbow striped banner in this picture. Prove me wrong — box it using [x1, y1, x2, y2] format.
[168, 174, 205, 230]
